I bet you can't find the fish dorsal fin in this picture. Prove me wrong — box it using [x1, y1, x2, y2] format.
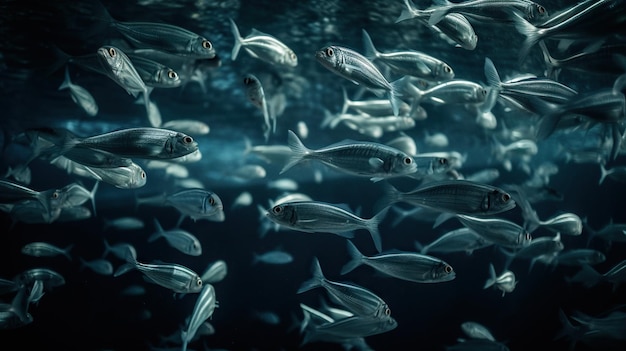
[249, 28, 272, 38]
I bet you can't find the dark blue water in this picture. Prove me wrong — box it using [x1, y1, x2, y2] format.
[1, 0, 626, 350]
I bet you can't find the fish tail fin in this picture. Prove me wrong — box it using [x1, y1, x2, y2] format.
[389, 205, 409, 228]
[389, 79, 405, 117]
[113, 263, 134, 277]
[414, 240, 427, 254]
[340, 241, 365, 275]
[365, 206, 389, 253]
[599, 162, 608, 185]
[37, 189, 56, 224]
[297, 257, 324, 294]
[58, 66, 72, 91]
[147, 218, 163, 242]
[483, 263, 497, 289]
[89, 180, 99, 217]
[432, 212, 455, 229]
[378, 183, 401, 212]
[229, 18, 243, 61]
[427, 0, 451, 25]
[361, 29, 379, 60]
[181, 339, 188, 351]
[538, 40, 558, 79]
[340, 87, 351, 115]
[320, 108, 337, 129]
[395, 0, 418, 23]
[64, 244, 74, 261]
[280, 130, 311, 174]
[499, 247, 516, 271]
[483, 57, 502, 91]
[512, 13, 540, 65]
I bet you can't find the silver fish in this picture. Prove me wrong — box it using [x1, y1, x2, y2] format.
[341, 87, 412, 117]
[396, 0, 478, 50]
[165, 188, 225, 224]
[457, 214, 532, 249]
[552, 249, 606, 267]
[461, 321, 496, 341]
[362, 29, 454, 81]
[21, 242, 73, 261]
[126, 53, 181, 88]
[79, 258, 114, 276]
[200, 260, 228, 284]
[58, 66, 98, 116]
[298, 257, 391, 319]
[148, 218, 202, 256]
[341, 241, 456, 283]
[316, 45, 403, 116]
[181, 283, 217, 351]
[384, 179, 516, 216]
[243, 74, 273, 141]
[428, 0, 549, 26]
[483, 263, 517, 296]
[281, 130, 417, 182]
[114, 249, 203, 294]
[76, 127, 198, 160]
[96, 46, 151, 103]
[266, 200, 388, 253]
[415, 227, 492, 255]
[0, 179, 58, 222]
[229, 18, 297, 67]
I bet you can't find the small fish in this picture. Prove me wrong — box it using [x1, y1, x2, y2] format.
[165, 188, 225, 224]
[298, 257, 392, 319]
[75, 127, 198, 161]
[316, 45, 403, 116]
[428, 0, 549, 26]
[362, 29, 455, 81]
[160, 119, 210, 136]
[483, 263, 517, 296]
[340, 88, 412, 117]
[266, 200, 389, 253]
[58, 66, 98, 116]
[103, 216, 145, 231]
[243, 74, 274, 141]
[126, 53, 181, 88]
[552, 249, 606, 267]
[253, 248, 294, 265]
[79, 258, 114, 276]
[457, 214, 532, 249]
[148, 218, 202, 256]
[21, 242, 73, 261]
[341, 241, 455, 283]
[114, 248, 203, 294]
[461, 321, 496, 341]
[229, 18, 297, 67]
[281, 130, 417, 182]
[383, 180, 516, 216]
[181, 284, 217, 351]
[415, 227, 492, 255]
[200, 260, 228, 284]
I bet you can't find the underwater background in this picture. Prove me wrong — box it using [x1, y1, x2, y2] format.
[1, 0, 626, 350]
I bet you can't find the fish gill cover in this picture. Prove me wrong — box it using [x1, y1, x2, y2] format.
[0, 0, 626, 350]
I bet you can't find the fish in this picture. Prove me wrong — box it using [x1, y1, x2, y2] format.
[340, 241, 456, 283]
[340, 88, 412, 117]
[243, 74, 273, 141]
[253, 248, 294, 265]
[160, 119, 210, 136]
[96, 45, 152, 115]
[0, 179, 59, 223]
[315, 45, 404, 116]
[383, 179, 516, 216]
[428, 0, 549, 26]
[148, 218, 202, 256]
[164, 188, 225, 225]
[551, 249, 606, 267]
[266, 200, 388, 253]
[461, 321, 496, 341]
[500, 233, 564, 271]
[114, 248, 203, 294]
[415, 227, 492, 255]
[58, 66, 98, 116]
[229, 18, 297, 67]
[126, 53, 182, 88]
[79, 258, 114, 275]
[21, 242, 73, 261]
[281, 129, 417, 182]
[180, 284, 217, 351]
[395, 0, 478, 50]
[362, 29, 455, 82]
[75, 127, 199, 160]
[298, 257, 392, 319]
[200, 260, 228, 284]
[456, 214, 532, 249]
[50, 157, 147, 189]
[483, 263, 517, 296]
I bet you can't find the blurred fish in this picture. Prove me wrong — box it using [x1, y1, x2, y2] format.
[461, 321, 496, 341]
[383, 180, 516, 216]
[181, 284, 217, 351]
[415, 227, 492, 255]
[316, 45, 403, 116]
[340, 241, 456, 283]
[243, 74, 273, 141]
[340, 88, 411, 117]
[500, 233, 564, 271]
[428, 0, 549, 26]
[160, 119, 210, 136]
[253, 248, 294, 265]
[456, 214, 531, 249]
[281, 130, 417, 182]
[200, 260, 228, 284]
[552, 249, 606, 267]
[165, 188, 225, 224]
[79, 257, 114, 276]
[229, 18, 297, 67]
[126, 53, 181, 88]
[483, 263, 517, 296]
[58, 66, 98, 116]
[21, 242, 73, 261]
[567, 260, 626, 291]
[0, 179, 58, 223]
[103, 216, 144, 231]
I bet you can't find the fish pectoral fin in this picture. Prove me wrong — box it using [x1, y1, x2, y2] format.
[368, 157, 384, 169]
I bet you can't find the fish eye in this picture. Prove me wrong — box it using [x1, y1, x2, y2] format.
[525, 233, 532, 241]
[403, 157, 413, 165]
[167, 70, 178, 79]
[272, 205, 282, 214]
[439, 158, 447, 165]
[140, 171, 146, 179]
[444, 65, 452, 73]
[202, 39, 212, 49]
[208, 197, 216, 206]
[183, 135, 193, 144]
[502, 193, 511, 202]
[290, 52, 296, 60]
[52, 191, 59, 199]
[444, 265, 453, 273]
[326, 47, 334, 57]
[197, 279, 203, 286]
[108, 47, 116, 57]
[537, 5, 545, 14]
[243, 77, 251, 85]
[385, 307, 391, 316]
